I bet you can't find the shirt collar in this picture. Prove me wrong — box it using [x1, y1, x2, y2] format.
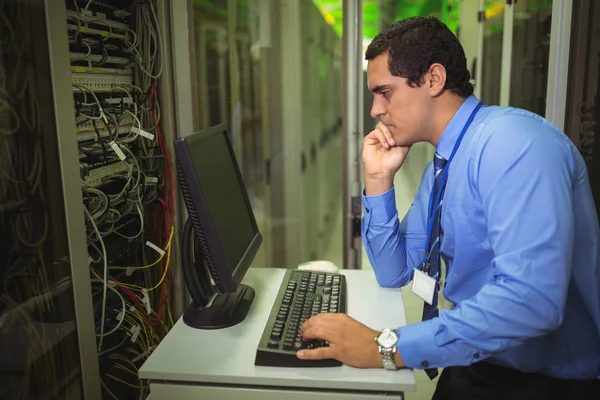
[435, 95, 480, 160]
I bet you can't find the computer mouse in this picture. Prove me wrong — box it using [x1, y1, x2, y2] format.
[297, 260, 339, 273]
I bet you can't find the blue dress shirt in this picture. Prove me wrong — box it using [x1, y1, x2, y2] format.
[362, 95, 600, 379]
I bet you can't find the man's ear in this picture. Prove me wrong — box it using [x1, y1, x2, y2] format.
[426, 63, 447, 97]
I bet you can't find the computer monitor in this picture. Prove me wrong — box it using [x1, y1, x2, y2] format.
[174, 123, 262, 329]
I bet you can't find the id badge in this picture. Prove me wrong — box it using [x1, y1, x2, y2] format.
[412, 268, 436, 305]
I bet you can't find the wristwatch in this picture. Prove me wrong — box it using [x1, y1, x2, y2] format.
[375, 328, 400, 370]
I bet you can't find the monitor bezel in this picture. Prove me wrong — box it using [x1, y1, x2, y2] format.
[174, 123, 262, 294]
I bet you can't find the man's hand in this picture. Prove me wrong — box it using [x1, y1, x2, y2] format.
[363, 122, 411, 196]
[296, 314, 404, 369]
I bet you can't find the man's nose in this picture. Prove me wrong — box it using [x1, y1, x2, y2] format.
[370, 101, 384, 120]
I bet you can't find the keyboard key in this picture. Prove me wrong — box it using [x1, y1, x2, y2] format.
[271, 331, 282, 340]
[283, 342, 294, 351]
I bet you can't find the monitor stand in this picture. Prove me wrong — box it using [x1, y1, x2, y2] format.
[182, 284, 255, 330]
[180, 218, 255, 330]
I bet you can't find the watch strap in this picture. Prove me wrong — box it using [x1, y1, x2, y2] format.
[381, 348, 399, 370]
[377, 328, 400, 370]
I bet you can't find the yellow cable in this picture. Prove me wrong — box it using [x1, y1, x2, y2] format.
[114, 363, 138, 376]
[119, 227, 173, 292]
[167, 297, 174, 327]
[109, 226, 173, 271]
[111, 354, 139, 371]
[109, 355, 139, 375]
[123, 312, 152, 354]
[108, 253, 164, 270]
[18, 74, 28, 100]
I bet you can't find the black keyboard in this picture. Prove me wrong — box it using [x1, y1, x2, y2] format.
[254, 269, 347, 368]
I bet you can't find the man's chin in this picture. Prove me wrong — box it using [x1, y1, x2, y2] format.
[392, 134, 413, 147]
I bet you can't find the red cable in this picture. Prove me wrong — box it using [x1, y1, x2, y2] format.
[96, 271, 160, 324]
[149, 84, 175, 323]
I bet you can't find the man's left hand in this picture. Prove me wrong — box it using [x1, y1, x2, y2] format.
[296, 313, 404, 369]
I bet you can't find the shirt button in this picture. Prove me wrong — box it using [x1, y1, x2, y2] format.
[421, 361, 429, 368]
[365, 208, 370, 213]
[473, 353, 480, 359]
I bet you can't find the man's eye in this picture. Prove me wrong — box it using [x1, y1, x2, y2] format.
[381, 91, 389, 98]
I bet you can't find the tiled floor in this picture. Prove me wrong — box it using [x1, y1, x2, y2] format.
[322, 143, 439, 400]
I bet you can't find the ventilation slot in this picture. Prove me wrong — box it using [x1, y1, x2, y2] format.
[177, 164, 221, 286]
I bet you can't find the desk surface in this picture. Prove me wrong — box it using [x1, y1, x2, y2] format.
[139, 268, 416, 393]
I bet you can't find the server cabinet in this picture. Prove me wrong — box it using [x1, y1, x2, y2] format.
[564, 0, 600, 212]
[32, 0, 179, 397]
[481, 18, 503, 106]
[1, 1, 101, 398]
[509, 0, 553, 117]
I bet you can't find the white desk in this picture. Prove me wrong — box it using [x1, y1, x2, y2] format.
[139, 268, 416, 399]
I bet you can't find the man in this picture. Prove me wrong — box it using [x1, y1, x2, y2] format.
[296, 16, 600, 398]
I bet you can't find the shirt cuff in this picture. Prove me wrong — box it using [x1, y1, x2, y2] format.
[397, 319, 445, 369]
[362, 187, 397, 224]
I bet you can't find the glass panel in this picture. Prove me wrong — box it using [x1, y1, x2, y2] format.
[510, 0, 553, 116]
[481, 8, 503, 106]
[564, 0, 600, 211]
[311, 8, 343, 265]
[192, 0, 267, 263]
[190, 0, 344, 268]
[0, 1, 83, 398]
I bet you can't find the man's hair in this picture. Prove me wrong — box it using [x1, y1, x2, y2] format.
[365, 16, 474, 98]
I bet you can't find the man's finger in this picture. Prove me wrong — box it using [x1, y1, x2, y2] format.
[300, 313, 324, 331]
[302, 325, 337, 342]
[300, 313, 340, 334]
[365, 129, 389, 149]
[377, 122, 395, 147]
[296, 346, 336, 361]
[300, 316, 315, 332]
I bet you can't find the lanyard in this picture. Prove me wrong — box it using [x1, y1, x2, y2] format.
[423, 101, 483, 264]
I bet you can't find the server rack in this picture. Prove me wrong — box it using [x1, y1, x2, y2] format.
[1, 0, 181, 397]
[65, 1, 176, 398]
[481, 19, 503, 106]
[1, 1, 101, 398]
[564, 0, 600, 212]
[509, 1, 553, 117]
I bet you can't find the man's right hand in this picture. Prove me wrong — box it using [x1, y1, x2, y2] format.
[363, 122, 411, 196]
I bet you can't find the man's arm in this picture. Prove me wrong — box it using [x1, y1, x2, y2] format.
[362, 164, 432, 288]
[396, 115, 575, 369]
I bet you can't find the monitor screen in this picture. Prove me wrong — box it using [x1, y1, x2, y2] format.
[174, 124, 262, 295]
[186, 131, 256, 270]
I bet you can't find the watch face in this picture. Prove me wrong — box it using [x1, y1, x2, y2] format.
[378, 330, 398, 348]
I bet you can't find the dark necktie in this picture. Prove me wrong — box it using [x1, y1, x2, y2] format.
[422, 151, 447, 379]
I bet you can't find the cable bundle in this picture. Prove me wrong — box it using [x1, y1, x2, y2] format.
[69, 1, 174, 398]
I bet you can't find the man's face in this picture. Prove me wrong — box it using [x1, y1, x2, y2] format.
[367, 53, 430, 146]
